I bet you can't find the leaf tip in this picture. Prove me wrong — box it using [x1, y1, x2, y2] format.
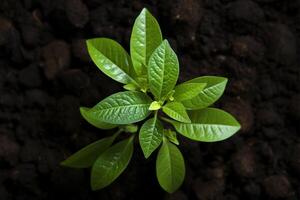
[79, 106, 90, 118]
[60, 160, 67, 166]
[162, 39, 169, 46]
[236, 121, 242, 131]
[224, 77, 228, 83]
[60, 159, 73, 168]
[79, 106, 87, 112]
[86, 39, 93, 48]
[143, 152, 150, 159]
[141, 7, 149, 14]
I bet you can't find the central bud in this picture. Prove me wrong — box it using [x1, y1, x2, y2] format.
[149, 101, 162, 110]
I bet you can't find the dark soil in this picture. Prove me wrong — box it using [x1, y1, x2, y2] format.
[1, 0, 300, 199]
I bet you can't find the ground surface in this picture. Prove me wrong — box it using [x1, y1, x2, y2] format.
[0, 0, 300, 199]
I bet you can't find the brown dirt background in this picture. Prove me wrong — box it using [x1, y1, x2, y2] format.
[0, 0, 300, 199]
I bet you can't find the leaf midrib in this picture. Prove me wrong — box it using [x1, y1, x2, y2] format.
[158, 43, 166, 99]
[96, 138, 133, 185]
[143, 13, 148, 65]
[144, 118, 159, 153]
[164, 143, 177, 189]
[97, 103, 150, 112]
[179, 123, 239, 128]
[90, 43, 136, 84]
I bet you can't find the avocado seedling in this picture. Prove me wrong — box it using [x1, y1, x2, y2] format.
[61, 8, 241, 193]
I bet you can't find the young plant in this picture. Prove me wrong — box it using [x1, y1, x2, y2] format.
[61, 8, 241, 193]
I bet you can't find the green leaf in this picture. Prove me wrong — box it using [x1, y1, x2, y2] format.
[87, 38, 137, 84]
[165, 108, 241, 142]
[88, 91, 152, 124]
[130, 8, 163, 76]
[182, 76, 228, 110]
[162, 102, 191, 123]
[91, 136, 134, 190]
[139, 116, 163, 158]
[61, 132, 120, 168]
[149, 101, 161, 110]
[121, 124, 138, 133]
[173, 82, 206, 102]
[137, 73, 148, 91]
[156, 139, 185, 193]
[148, 40, 179, 100]
[164, 129, 179, 145]
[123, 83, 138, 91]
[79, 107, 117, 129]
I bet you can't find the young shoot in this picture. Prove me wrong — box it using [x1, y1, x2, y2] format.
[61, 8, 241, 193]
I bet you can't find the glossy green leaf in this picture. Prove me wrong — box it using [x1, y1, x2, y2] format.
[165, 108, 241, 142]
[164, 129, 179, 145]
[148, 40, 179, 100]
[61, 132, 120, 168]
[79, 107, 117, 129]
[123, 83, 138, 91]
[137, 73, 148, 91]
[139, 116, 163, 158]
[88, 91, 152, 124]
[87, 38, 137, 84]
[156, 139, 185, 193]
[162, 102, 191, 123]
[149, 101, 161, 110]
[182, 76, 228, 110]
[130, 8, 163, 75]
[91, 136, 134, 190]
[173, 82, 206, 102]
